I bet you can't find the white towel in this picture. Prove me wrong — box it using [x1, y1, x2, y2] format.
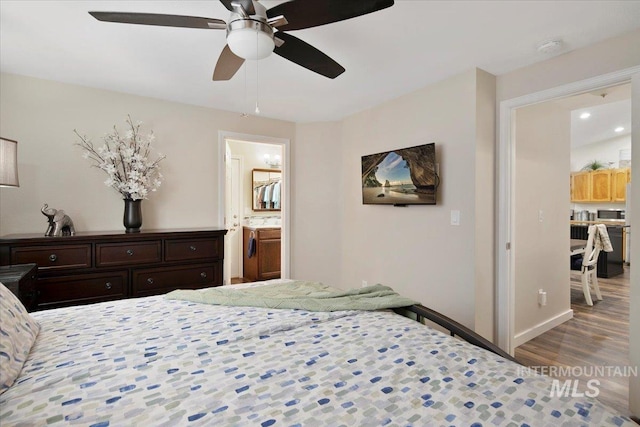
[594, 224, 613, 252]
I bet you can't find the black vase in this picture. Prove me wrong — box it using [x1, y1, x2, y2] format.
[123, 198, 142, 233]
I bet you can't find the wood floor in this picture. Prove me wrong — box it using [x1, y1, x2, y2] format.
[515, 266, 633, 417]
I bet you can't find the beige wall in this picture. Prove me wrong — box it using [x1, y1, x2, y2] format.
[337, 69, 495, 331]
[0, 73, 295, 235]
[292, 69, 497, 336]
[290, 122, 343, 285]
[513, 102, 572, 341]
[475, 69, 497, 340]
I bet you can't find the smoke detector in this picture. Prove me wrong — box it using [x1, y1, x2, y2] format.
[537, 39, 563, 54]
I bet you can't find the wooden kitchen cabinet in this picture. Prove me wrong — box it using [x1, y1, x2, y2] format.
[243, 226, 281, 282]
[590, 169, 612, 202]
[0, 228, 226, 310]
[570, 168, 630, 202]
[611, 168, 631, 202]
[570, 171, 590, 202]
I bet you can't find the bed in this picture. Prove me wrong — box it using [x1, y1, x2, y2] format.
[0, 279, 635, 426]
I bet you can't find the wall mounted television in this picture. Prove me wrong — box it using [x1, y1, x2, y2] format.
[362, 143, 438, 206]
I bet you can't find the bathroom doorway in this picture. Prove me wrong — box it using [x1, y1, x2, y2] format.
[218, 131, 290, 285]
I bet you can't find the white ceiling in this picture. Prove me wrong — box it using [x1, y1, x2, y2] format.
[2, 1, 640, 123]
[570, 100, 631, 148]
[553, 83, 632, 148]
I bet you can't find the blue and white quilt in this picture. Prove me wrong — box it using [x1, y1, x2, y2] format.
[0, 281, 634, 426]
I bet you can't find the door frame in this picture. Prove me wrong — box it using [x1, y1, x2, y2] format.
[228, 154, 244, 280]
[497, 65, 640, 353]
[218, 131, 291, 284]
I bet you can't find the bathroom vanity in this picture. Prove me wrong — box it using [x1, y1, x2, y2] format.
[243, 226, 281, 281]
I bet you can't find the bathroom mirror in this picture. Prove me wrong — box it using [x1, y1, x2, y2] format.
[252, 168, 281, 211]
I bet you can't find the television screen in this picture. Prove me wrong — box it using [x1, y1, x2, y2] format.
[362, 143, 437, 205]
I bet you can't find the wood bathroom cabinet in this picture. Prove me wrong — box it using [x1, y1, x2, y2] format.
[243, 226, 281, 281]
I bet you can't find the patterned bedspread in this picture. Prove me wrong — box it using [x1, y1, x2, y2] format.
[0, 284, 634, 426]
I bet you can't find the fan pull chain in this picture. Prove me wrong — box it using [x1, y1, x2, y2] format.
[255, 69, 260, 115]
[241, 61, 248, 118]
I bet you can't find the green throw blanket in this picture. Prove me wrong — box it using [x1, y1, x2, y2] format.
[165, 281, 417, 312]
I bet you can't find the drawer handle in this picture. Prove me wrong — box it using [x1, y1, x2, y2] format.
[147, 278, 154, 285]
[105, 282, 112, 290]
[190, 245, 197, 251]
[49, 254, 58, 262]
[126, 249, 134, 256]
[200, 272, 207, 279]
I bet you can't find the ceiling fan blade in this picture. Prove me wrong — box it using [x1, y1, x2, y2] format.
[273, 32, 345, 79]
[213, 45, 245, 81]
[267, 0, 393, 31]
[219, 0, 255, 16]
[89, 12, 226, 29]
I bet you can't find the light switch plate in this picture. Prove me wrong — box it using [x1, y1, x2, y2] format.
[451, 210, 460, 226]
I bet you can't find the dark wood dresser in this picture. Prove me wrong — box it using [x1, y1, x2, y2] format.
[0, 228, 226, 310]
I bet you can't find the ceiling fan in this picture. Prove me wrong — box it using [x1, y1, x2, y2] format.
[89, 0, 394, 81]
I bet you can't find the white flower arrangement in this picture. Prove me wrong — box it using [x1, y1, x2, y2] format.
[75, 116, 166, 201]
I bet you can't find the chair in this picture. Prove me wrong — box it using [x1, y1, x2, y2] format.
[581, 225, 604, 306]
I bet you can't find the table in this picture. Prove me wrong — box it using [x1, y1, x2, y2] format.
[0, 263, 38, 311]
[571, 225, 623, 278]
[570, 239, 587, 256]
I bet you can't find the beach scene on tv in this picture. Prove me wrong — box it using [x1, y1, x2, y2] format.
[362, 143, 437, 205]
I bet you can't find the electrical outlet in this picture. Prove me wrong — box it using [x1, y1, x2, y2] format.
[538, 210, 544, 223]
[362, 280, 368, 288]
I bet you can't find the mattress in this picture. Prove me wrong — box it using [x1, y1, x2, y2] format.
[0, 282, 634, 426]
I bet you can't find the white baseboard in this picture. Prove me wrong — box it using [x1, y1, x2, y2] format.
[513, 309, 574, 348]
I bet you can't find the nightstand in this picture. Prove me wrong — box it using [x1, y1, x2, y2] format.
[0, 263, 38, 311]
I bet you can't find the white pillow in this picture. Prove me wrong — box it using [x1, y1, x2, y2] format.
[0, 282, 40, 394]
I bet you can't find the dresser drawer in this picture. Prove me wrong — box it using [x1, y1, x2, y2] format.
[165, 237, 221, 262]
[257, 229, 281, 240]
[132, 263, 220, 297]
[11, 245, 91, 270]
[96, 241, 161, 267]
[36, 271, 127, 309]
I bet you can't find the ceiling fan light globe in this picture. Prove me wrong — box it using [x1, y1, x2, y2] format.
[227, 27, 274, 60]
